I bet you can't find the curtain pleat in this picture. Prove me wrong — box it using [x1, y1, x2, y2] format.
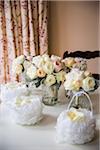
[0, 0, 48, 83]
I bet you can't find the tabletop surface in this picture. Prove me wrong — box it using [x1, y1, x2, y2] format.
[0, 87, 100, 150]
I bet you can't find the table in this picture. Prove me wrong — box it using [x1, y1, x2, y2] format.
[0, 87, 100, 150]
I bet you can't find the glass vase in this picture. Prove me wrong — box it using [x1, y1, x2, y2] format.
[42, 85, 58, 106]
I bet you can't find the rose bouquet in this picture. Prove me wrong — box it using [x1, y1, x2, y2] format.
[12, 54, 67, 105]
[64, 68, 96, 92]
[63, 68, 98, 108]
[12, 54, 66, 89]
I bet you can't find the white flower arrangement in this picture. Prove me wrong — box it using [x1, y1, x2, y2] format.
[64, 68, 96, 92]
[12, 54, 97, 92]
[12, 54, 66, 89]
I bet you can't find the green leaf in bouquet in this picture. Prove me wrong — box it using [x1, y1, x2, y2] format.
[35, 77, 45, 88]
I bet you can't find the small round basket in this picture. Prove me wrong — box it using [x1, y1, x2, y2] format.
[7, 94, 43, 125]
[56, 91, 96, 144]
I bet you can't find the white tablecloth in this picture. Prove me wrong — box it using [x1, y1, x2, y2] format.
[0, 87, 100, 150]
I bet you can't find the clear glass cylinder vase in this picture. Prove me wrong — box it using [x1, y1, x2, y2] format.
[42, 85, 58, 106]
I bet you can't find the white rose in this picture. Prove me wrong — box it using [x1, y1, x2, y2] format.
[12, 64, 23, 75]
[42, 61, 54, 74]
[66, 69, 84, 82]
[23, 60, 31, 69]
[62, 57, 75, 68]
[39, 54, 50, 67]
[32, 55, 42, 68]
[72, 80, 82, 91]
[64, 80, 73, 91]
[42, 54, 50, 62]
[82, 76, 95, 91]
[26, 65, 37, 80]
[56, 71, 66, 83]
[15, 55, 25, 64]
[12, 55, 25, 74]
[84, 71, 91, 77]
[45, 74, 56, 86]
[64, 69, 84, 91]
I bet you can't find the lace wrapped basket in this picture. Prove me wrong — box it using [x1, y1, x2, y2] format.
[56, 91, 96, 144]
[7, 94, 43, 125]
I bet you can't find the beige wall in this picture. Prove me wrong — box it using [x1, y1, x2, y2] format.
[48, 1, 99, 73]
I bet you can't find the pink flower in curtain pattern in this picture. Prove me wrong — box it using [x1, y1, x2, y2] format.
[0, 0, 48, 83]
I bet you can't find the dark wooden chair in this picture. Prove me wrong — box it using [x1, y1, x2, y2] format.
[63, 50, 100, 89]
[63, 50, 100, 59]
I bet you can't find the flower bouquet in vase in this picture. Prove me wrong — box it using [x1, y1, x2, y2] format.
[12, 54, 66, 106]
[63, 68, 98, 109]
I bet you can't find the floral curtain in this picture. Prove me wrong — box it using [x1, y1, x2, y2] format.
[0, 0, 48, 83]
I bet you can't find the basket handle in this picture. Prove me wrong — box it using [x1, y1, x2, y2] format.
[67, 91, 93, 114]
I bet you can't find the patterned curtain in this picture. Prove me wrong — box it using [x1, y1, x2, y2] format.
[0, 0, 48, 83]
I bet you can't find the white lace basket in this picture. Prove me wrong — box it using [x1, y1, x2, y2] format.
[7, 94, 43, 125]
[56, 91, 96, 144]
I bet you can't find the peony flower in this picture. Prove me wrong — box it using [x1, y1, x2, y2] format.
[82, 76, 95, 92]
[56, 71, 66, 83]
[42, 61, 54, 74]
[45, 74, 56, 86]
[53, 60, 63, 72]
[23, 60, 32, 69]
[26, 65, 37, 80]
[37, 68, 46, 78]
[12, 64, 23, 75]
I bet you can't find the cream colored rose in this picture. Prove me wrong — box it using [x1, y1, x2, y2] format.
[72, 80, 82, 91]
[12, 64, 23, 75]
[26, 65, 37, 80]
[40, 54, 50, 67]
[45, 74, 56, 86]
[62, 58, 75, 68]
[56, 71, 66, 83]
[42, 61, 54, 74]
[84, 71, 91, 77]
[64, 80, 73, 91]
[32, 55, 42, 68]
[15, 55, 25, 64]
[23, 60, 31, 69]
[67, 58, 76, 68]
[42, 54, 50, 62]
[82, 76, 95, 91]
[37, 68, 46, 78]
